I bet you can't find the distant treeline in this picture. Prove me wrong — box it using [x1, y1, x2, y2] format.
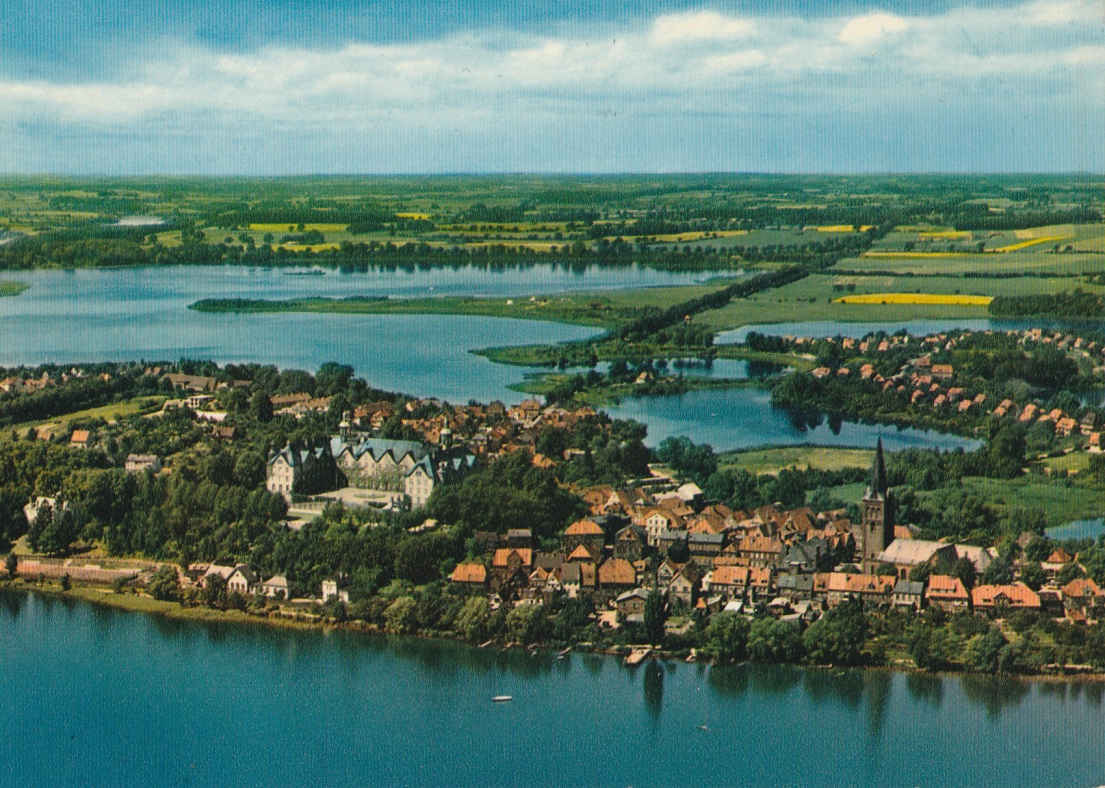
[989, 291, 1105, 318]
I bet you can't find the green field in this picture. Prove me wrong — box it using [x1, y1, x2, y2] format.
[834, 251, 1105, 277]
[14, 395, 168, 437]
[948, 476, 1105, 527]
[695, 272, 1105, 330]
[718, 446, 875, 475]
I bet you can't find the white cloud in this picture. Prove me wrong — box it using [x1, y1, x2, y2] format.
[651, 11, 755, 43]
[838, 12, 909, 46]
[0, 0, 1098, 159]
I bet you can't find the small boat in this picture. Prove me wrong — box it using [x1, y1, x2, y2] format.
[492, 695, 513, 703]
[557, 647, 571, 660]
[697, 724, 709, 732]
[478, 639, 494, 649]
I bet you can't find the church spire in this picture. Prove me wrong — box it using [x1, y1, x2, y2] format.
[870, 438, 887, 496]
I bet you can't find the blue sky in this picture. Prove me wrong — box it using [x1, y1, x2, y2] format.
[1, 0, 1101, 174]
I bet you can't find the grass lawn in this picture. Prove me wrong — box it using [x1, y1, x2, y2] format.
[950, 476, 1105, 527]
[718, 446, 874, 475]
[13, 395, 168, 437]
[1037, 452, 1092, 474]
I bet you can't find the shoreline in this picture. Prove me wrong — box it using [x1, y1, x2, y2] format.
[7, 578, 1105, 686]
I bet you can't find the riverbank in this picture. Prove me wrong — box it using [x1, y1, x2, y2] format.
[8, 576, 1105, 684]
[0, 280, 28, 296]
[508, 372, 763, 406]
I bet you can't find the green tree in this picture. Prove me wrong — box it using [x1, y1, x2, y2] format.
[643, 590, 667, 645]
[506, 603, 547, 644]
[969, 627, 1007, 673]
[5, 552, 17, 577]
[148, 565, 180, 601]
[1019, 562, 1046, 591]
[702, 612, 750, 663]
[803, 599, 867, 666]
[454, 596, 491, 642]
[748, 618, 804, 663]
[384, 596, 418, 634]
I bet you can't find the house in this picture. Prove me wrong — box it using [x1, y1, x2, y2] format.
[1042, 548, 1074, 577]
[562, 518, 606, 556]
[704, 565, 751, 599]
[668, 566, 700, 606]
[813, 572, 895, 608]
[320, 579, 349, 603]
[925, 574, 969, 611]
[69, 429, 91, 449]
[970, 583, 1041, 615]
[201, 563, 236, 589]
[226, 565, 258, 596]
[876, 539, 958, 580]
[163, 373, 217, 393]
[124, 454, 162, 474]
[643, 509, 678, 547]
[506, 528, 533, 548]
[450, 562, 488, 589]
[738, 534, 783, 568]
[598, 558, 637, 592]
[1061, 578, 1105, 618]
[615, 588, 650, 622]
[893, 579, 925, 609]
[261, 575, 290, 599]
[687, 531, 725, 560]
[614, 525, 648, 561]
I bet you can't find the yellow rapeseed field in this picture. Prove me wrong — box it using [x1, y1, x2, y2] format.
[395, 212, 430, 220]
[833, 293, 992, 306]
[991, 236, 1069, 253]
[919, 230, 972, 240]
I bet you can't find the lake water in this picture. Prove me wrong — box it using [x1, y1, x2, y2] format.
[2, 590, 1102, 788]
[1047, 518, 1105, 542]
[601, 388, 982, 452]
[0, 265, 973, 450]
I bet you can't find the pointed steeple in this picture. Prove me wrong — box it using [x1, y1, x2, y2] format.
[869, 438, 887, 496]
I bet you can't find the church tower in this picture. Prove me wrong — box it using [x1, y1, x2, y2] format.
[860, 438, 892, 571]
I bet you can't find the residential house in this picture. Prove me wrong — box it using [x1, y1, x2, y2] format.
[614, 525, 648, 561]
[1061, 578, 1105, 618]
[261, 575, 290, 599]
[598, 558, 637, 594]
[562, 518, 606, 556]
[69, 429, 91, 449]
[971, 583, 1041, 615]
[450, 562, 488, 590]
[925, 574, 969, 612]
[615, 588, 650, 623]
[124, 454, 162, 474]
[893, 579, 925, 609]
[226, 565, 258, 596]
[320, 579, 349, 603]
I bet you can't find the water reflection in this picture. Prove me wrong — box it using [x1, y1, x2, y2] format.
[0, 589, 26, 620]
[905, 672, 944, 707]
[959, 675, 1030, 719]
[706, 664, 750, 698]
[643, 661, 664, 721]
[863, 671, 892, 738]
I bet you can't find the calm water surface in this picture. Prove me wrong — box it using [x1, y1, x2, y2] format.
[601, 388, 982, 451]
[1, 591, 1102, 788]
[0, 266, 974, 450]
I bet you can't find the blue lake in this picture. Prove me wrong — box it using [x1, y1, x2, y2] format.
[0, 265, 975, 451]
[601, 388, 982, 452]
[1047, 518, 1105, 542]
[1, 590, 1102, 788]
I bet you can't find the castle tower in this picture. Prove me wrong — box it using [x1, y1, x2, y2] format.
[860, 438, 892, 572]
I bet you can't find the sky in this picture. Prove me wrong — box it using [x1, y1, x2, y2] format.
[0, 0, 1101, 174]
